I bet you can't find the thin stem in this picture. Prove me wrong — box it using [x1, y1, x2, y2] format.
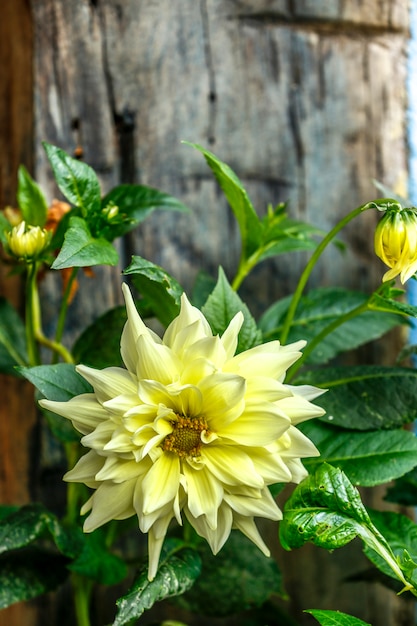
[55, 267, 79, 344]
[25, 262, 41, 365]
[280, 203, 374, 346]
[72, 574, 93, 626]
[35, 330, 74, 364]
[286, 301, 369, 382]
[231, 253, 259, 291]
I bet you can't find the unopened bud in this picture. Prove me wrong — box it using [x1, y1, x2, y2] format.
[374, 206, 417, 283]
[6, 221, 51, 261]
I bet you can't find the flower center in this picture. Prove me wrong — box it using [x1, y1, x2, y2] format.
[162, 415, 208, 458]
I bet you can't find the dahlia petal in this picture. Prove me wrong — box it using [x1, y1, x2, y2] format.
[183, 335, 227, 369]
[224, 487, 281, 520]
[202, 446, 264, 488]
[81, 420, 120, 450]
[142, 453, 180, 514]
[285, 384, 327, 402]
[121, 283, 160, 373]
[245, 377, 292, 402]
[225, 340, 305, 381]
[95, 456, 148, 483]
[277, 395, 326, 424]
[220, 312, 244, 360]
[83, 479, 136, 531]
[76, 365, 136, 403]
[198, 373, 246, 429]
[39, 394, 107, 435]
[181, 357, 217, 386]
[147, 512, 174, 580]
[136, 334, 181, 384]
[278, 425, 320, 459]
[64, 450, 104, 485]
[163, 293, 212, 348]
[285, 458, 309, 483]
[232, 514, 271, 556]
[185, 503, 233, 554]
[249, 449, 293, 483]
[217, 407, 290, 446]
[168, 319, 214, 357]
[183, 464, 223, 529]
[104, 394, 142, 415]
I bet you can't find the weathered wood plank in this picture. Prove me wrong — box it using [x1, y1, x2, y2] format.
[13, 0, 412, 624]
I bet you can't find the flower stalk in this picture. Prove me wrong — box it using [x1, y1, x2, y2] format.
[280, 202, 376, 346]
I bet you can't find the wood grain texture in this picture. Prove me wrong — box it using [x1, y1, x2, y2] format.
[0, 0, 410, 624]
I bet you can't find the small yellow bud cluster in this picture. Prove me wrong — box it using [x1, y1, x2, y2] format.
[374, 207, 417, 284]
[5, 221, 51, 261]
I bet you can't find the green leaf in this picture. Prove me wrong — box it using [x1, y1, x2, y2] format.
[124, 256, 183, 327]
[18, 363, 93, 401]
[257, 209, 322, 262]
[16, 165, 48, 227]
[69, 528, 127, 585]
[364, 509, 417, 586]
[51, 216, 119, 269]
[191, 271, 217, 309]
[0, 297, 28, 373]
[186, 142, 262, 258]
[72, 305, 127, 368]
[306, 609, 371, 626]
[301, 421, 417, 487]
[370, 293, 417, 318]
[43, 142, 101, 216]
[280, 464, 409, 589]
[0, 504, 80, 558]
[101, 184, 189, 238]
[260, 287, 405, 364]
[202, 267, 262, 353]
[0, 211, 11, 244]
[113, 539, 201, 626]
[177, 532, 285, 617]
[298, 365, 417, 430]
[0, 549, 68, 608]
[385, 468, 417, 506]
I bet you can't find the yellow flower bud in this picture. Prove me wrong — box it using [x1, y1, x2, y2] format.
[374, 207, 417, 283]
[6, 221, 51, 261]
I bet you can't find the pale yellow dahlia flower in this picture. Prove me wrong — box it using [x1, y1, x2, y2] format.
[40, 284, 324, 580]
[374, 207, 417, 283]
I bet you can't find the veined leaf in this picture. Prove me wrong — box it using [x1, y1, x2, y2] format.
[280, 464, 411, 591]
[124, 256, 183, 327]
[0, 549, 68, 608]
[202, 267, 262, 353]
[18, 363, 92, 401]
[301, 421, 417, 486]
[101, 184, 189, 238]
[113, 538, 201, 626]
[17, 165, 48, 227]
[364, 509, 417, 586]
[298, 365, 417, 430]
[51, 216, 119, 269]
[43, 142, 101, 216]
[306, 609, 371, 626]
[385, 468, 417, 506]
[260, 287, 405, 364]
[186, 142, 262, 258]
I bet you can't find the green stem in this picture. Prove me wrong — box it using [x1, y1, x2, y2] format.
[286, 301, 370, 382]
[280, 202, 374, 346]
[27, 263, 75, 364]
[72, 574, 93, 626]
[25, 262, 41, 365]
[55, 267, 79, 345]
[231, 253, 259, 291]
